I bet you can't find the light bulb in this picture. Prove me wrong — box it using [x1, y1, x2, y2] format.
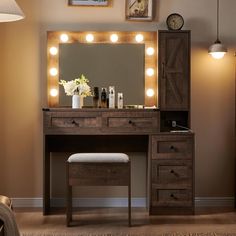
[146, 68, 154, 76]
[86, 34, 94, 43]
[146, 47, 155, 56]
[60, 34, 69, 43]
[50, 88, 58, 97]
[135, 34, 144, 43]
[209, 52, 226, 59]
[49, 47, 58, 56]
[49, 68, 58, 76]
[146, 89, 155, 97]
[110, 34, 119, 43]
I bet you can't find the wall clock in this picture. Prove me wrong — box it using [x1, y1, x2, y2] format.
[166, 13, 184, 30]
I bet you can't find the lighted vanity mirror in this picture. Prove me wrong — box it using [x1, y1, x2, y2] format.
[47, 31, 157, 107]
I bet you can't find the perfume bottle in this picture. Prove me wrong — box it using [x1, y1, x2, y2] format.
[93, 87, 99, 108]
[100, 88, 107, 108]
[117, 93, 123, 109]
[109, 86, 115, 108]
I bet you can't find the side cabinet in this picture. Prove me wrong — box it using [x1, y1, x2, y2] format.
[150, 133, 194, 215]
[158, 31, 191, 111]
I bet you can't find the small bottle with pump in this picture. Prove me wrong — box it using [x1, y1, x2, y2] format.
[117, 93, 123, 109]
[100, 88, 107, 108]
[109, 86, 115, 108]
[93, 87, 99, 108]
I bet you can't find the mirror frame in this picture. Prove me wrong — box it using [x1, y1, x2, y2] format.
[47, 31, 157, 107]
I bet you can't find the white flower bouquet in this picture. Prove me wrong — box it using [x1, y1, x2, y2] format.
[59, 74, 92, 97]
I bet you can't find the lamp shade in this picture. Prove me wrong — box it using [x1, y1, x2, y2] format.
[208, 41, 227, 59]
[0, 0, 25, 22]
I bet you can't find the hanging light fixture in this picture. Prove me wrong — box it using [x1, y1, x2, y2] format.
[208, 0, 227, 59]
[0, 0, 25, 22]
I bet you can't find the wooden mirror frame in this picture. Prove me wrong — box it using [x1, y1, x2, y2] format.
[47, 31, 157, 107]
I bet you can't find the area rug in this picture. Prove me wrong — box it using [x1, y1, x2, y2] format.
[20, 233, 236, 236]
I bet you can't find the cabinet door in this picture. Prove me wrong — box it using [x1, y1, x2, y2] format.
[159, 31, 190, 110]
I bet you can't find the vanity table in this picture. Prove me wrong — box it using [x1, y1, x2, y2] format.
[43, 30, 194, 215]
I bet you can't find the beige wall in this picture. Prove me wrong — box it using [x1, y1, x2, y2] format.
[0, 0, 235, 199]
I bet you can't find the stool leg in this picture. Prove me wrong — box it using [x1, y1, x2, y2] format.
[67, 185, 72, 227]
[128, 163, 131, 227]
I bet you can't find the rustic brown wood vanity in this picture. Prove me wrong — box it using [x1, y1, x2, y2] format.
[43, 30, 194, 216]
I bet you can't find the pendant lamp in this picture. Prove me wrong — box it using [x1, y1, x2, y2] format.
[0, 0, 25, 22]
[208, 0, 227, 59]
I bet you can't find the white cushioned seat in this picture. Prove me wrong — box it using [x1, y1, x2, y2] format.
[68, 153, 129, 163]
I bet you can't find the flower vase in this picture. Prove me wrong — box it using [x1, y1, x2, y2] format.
[72, 95, 84, 109]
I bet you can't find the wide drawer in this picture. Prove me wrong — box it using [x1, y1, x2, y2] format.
[104, 111, 159, 133]
[152, 160, 192, 188]
[151, 188, 192, 207]
[152, 134, 193, 159]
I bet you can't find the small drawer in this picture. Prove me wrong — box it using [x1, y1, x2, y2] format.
[51, 117, 101, 128]
[152, 160, 192, 188]
[151, 188, 192, 207]
[152, 134, 193, 159]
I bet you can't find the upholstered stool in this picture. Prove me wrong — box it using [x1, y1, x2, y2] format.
[66, 153, 131, 227]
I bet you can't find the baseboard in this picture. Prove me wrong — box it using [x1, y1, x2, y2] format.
[12, 197, 235, 208]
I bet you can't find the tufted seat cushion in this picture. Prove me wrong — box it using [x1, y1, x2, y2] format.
[68, 153, 129, 163]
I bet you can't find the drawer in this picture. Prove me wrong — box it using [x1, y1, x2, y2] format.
[152, 160, 192, 188]
[152, 134, 193, 159]
[104, 111, 159, 133]
[51, 117, 101, 128]
[151, 188, 192, 207]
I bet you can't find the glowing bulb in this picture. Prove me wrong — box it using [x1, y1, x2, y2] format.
[110, 34, 119, 43]
[60, 34, 69, 43]
[209, 52, 226, 59]
[146, 68, 155, 76]
[146, 47, 155, 56]
[86, 34, 94, 43]
[50, 88, 58, 97]
[49, 47, 58, 56]
[49, 68, 58, 76]
[135, 34, 144, 43]
[146, 89, 155, 97]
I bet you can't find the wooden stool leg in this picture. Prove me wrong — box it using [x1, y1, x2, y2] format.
[128, 163, 131, 227]
[67, 185, 72, 227]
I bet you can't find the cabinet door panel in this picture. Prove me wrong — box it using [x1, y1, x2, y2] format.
[159, 31, 190, 110]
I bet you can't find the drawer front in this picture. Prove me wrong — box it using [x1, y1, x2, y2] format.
[69, 163, 129, 186]
[152, 160, 192, 188]
[151, 188, 192, 207]
[51, 117, 101, 128]
[104, 111, 159, 133]
[152, 134, 193, 159]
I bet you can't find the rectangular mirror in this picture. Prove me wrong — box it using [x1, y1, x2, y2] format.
[47, 31, 157, 108]
[59, 43, 145, 106]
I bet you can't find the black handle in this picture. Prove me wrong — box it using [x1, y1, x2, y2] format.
[71, 120, 79, 126]
[170, 145, 175, 150]
[170, 194, 178, 200]
[129, 120, 133, 124]
[170, 169, 175, 174]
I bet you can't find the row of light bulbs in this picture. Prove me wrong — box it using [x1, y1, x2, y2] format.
[49, 32, 156, 99]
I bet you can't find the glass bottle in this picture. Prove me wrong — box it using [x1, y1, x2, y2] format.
[93, 87, 99, 108]
[100, 88, 107, 108]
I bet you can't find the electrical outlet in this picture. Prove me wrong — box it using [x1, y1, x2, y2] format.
[172, 121, 177, 127]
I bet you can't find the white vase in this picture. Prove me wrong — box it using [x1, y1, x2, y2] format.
[72, 95, 84, 109]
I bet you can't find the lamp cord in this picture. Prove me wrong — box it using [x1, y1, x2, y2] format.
[216, 0, 220, 42]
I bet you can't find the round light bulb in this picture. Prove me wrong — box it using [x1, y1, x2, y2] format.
[110, 34, 119, 43]
[49, 68, 58, 76]
[209, 52, 226, 59]
[50, 88, 58, 97]
[135, 34, 144, 43]
[86, 34, 94, 43]
[146, 68, 155, 76]
[146, 47, 155, 56]
[49, 47, 58, 56]
[60, 34, 69, 43]
[146, 89, 155, 97]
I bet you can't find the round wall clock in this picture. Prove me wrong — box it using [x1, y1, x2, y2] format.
[166, 13, 184, 30]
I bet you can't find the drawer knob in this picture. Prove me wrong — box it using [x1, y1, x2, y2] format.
[128, 120, 133, 124]
[170, 145, 175, 150]
[71, 120, 79, 126]
[170, 194, 178, 200]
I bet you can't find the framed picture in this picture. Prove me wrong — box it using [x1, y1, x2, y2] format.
[126, 0, 153, 21]
[68, 0, 110, 7]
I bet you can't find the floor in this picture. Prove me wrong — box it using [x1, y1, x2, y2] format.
[15, 207, 236, 235]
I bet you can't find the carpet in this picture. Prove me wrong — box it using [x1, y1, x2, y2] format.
[20, 233, 236, 236]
